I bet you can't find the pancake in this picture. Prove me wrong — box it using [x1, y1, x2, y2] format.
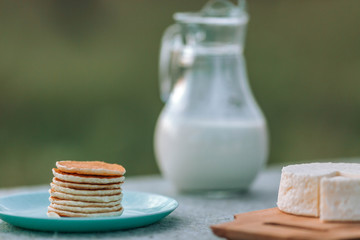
[48, 160, 126, 218]
[52, 178, 123, 190]
[49, 197, 121, 207]
[49, 203, 122, 213]
[47, 206, 124, 217]
[50, 183, 122, 196]
[56, 161, 126, 176]
[49, 190, 123, 203]
[52, 168, 125, 184]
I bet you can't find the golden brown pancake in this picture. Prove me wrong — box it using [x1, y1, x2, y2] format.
[49, 189, 123, 203]
[50, 183, 122, 196]
[47, 206, 124, 217]
[56, 161, 126, 176]
[49, 197, 121, 207]
[49, 203, 122, 214]
[52, 178, 123, 190]
[52, 168, 124, 184]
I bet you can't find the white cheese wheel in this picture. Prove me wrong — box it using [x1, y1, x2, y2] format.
[277, 162, 360, 221]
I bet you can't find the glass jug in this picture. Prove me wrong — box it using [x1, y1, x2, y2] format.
[154, 0, 268, 192]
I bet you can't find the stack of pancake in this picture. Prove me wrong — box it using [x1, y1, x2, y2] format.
[47, 161, 126, 217]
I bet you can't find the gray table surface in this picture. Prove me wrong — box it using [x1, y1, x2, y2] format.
[0, 167, 281, 240]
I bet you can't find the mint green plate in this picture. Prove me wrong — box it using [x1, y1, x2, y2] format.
[0, 191, 178, 232]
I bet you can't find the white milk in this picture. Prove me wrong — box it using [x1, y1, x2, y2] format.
[154, 114, 268, 192]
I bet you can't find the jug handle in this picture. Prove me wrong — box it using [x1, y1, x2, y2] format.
[159, 24, 182, 102]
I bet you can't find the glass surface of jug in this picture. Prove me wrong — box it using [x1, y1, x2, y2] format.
[154, 0, 268, 192]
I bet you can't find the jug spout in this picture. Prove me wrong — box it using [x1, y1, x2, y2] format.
[201, 0, 246, 18]
[174, 0, 248, 25]
[173, 0, 248, 49]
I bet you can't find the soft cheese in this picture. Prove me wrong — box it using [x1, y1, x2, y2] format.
[320, 176, 360, 221]
[277, 162, 360, 221]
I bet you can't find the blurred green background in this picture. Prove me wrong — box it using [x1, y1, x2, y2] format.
[1, 0, 360, 187]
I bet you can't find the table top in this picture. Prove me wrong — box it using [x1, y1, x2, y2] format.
[0, 167, 281, 240]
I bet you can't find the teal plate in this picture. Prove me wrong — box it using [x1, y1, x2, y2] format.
[0, 191, 178, 232]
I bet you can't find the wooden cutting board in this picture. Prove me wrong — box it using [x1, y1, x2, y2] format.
[211, 208, 360, 240]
